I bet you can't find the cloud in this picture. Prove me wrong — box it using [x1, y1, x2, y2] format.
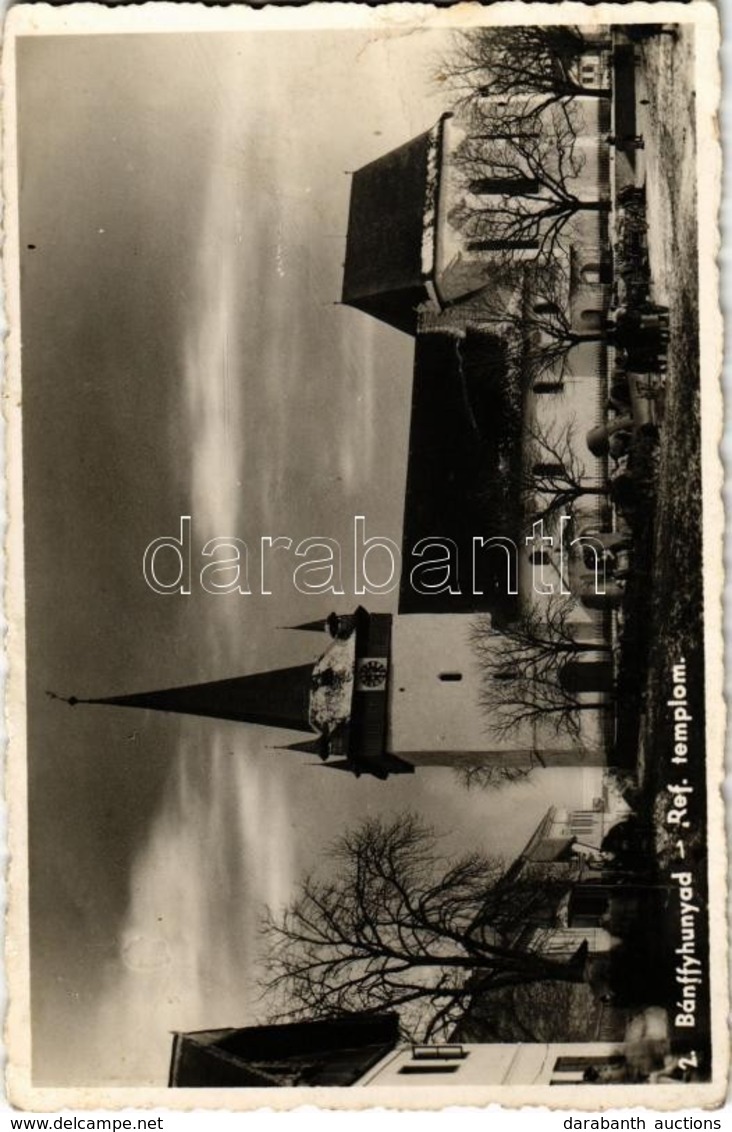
[179, 148, 246, 549]
[88, 728, 296, 1086]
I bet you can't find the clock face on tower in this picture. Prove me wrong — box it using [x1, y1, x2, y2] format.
[356, 658, 388, 691]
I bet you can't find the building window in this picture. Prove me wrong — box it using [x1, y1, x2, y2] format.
[552, 1055, 626, 1076]
[580, 309, 604, 331]
[533, 461, 566, 478]
[468, 238, 539, 253]
[533, 301, 560, 316]
[570, 811, 597, 834]
[469, 177, 539, 196]
[572, 251, 613, 287]
[533, 380, 564, 394]
[400, 1046, 468, 1075]
[554, 1056, 617, 1071]
[439, 672, 463, 682]
[399, 1065, 460, 1075]
[412, 1045, 467, 1060]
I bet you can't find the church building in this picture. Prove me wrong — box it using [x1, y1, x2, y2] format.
[70, 602, 609, 779]
[71, 80, 622, 778]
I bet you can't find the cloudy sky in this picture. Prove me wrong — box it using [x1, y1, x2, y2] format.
[16, 28, 598, 1087]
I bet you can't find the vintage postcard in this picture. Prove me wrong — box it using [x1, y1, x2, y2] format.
[2, 0, 726, 1112]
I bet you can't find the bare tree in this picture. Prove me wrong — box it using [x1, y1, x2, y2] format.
[522, 261, 608, 383]
[261, 815, 587, 1042]
[522, 417, 609, 526]
[460, 260, 607, 386]
[455, 763, 534, 791]
[438, 26, 610, 117]
[473, 594, 610, 677]
[450, 100, 610, 263]
[478, 658, 606, 743]
[471, 594, 610, 742]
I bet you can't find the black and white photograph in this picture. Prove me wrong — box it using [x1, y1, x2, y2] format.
[3, 1, 726, 1110]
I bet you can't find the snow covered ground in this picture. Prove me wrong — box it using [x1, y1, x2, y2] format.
[630, 31, 710, 1055]
[638, 29, 699, 311]
[632, 28, 704, 798]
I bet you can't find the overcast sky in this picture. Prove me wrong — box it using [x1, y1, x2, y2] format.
[17, 29, 599, 1087]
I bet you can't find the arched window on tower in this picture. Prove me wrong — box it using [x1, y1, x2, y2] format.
[439, 672, 463, 682]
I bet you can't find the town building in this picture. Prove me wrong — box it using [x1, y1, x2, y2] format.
[358, 1038, 638, 1087]
[498, 795, 640, 960]
[168, 1017, 662, 1088]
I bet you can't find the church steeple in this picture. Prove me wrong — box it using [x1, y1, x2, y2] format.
[278, 737, 329, 758]
[64, 665, 316, 733]
[56, 608, 426, 778]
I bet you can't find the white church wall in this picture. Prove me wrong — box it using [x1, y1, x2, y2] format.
[387, 613, 534, 760]
[523, 361, 611, 576]
[431, 97, 612, 309]
[387, 614, 607, 766]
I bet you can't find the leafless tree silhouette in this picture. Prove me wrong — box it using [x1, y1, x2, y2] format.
[449, 100, 609, 263]
[470, 594, 610, 742]
[521, 417, 609, 527]
[438, 26, 610, 118]
[455, 763, 534, 791]
[261, 815, 587, 1041]
[457, 260, 607, 387]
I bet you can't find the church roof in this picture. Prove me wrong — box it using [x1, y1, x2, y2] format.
[398, 330, 522, 618]
[69, 610, 408, 777]
[342, 121, 444, 335]
[79, 665, 316, 733]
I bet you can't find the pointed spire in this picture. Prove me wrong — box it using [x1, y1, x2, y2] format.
[76, 665, 316, 733]
[288, 619, 328, 633]
[318, 760, 360, 776]
[47, 690, 82, 706]
[267, 737, 328, 760]
[283, 737, 327, 756]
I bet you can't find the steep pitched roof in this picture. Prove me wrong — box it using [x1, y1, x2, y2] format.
[398, 330, 522, 617]
[342, 128, 437, 335]
[76, 665, 316, 733]
[169, 1015, 400, 1088]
